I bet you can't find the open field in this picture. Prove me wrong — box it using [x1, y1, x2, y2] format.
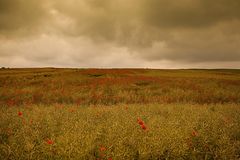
[0, 68, 240, 159]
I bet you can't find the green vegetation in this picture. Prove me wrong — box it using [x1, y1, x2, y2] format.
[0, 68, 240, 159]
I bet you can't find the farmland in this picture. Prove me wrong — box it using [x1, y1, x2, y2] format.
[0, 68, 240, 159]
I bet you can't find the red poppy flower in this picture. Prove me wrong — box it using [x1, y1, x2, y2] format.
[46, 139, 54, 145]
[141, 124, 147, 130]
[99, 146, 106, 151]
[69, 109, 76, 113]
[191, 130, 198, 137]
[137, 118, 144, 125]
[18, 111, 23, 116]
[108, 158, 113, 160]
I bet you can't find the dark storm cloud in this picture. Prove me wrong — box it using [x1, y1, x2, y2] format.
[0, 0, 240, 68]
[140, 20, 240, 62]
[0, 0, 49, 35]
[52, 0, 240, 40]
[141, 0, 240, 28]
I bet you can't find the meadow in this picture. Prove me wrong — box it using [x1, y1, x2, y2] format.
[0, 68, 240, 159]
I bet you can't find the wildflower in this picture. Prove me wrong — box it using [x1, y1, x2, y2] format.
[18, 111, 23, 116]
[108, 158, 113, 160]
[191, 130, 198, 137]
[29, 119, 33, 124]
[137, 118, 144, 125]
[69, 108, 76, 113]
[141, 124, 147, 130]
[137, 118, 148, 130]
[99, 146, 106, 152]
[46, 139, 54, 145]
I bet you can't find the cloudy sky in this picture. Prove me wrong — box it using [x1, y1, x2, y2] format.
[0, 0, 240, 68]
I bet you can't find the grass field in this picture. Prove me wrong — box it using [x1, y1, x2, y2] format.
[0, 68, 240, 159]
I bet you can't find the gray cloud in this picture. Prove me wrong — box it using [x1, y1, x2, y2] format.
[141, 0, 240, 28]
[139, 20, 240, 62]
[0, 0, 50, 37]
[0, 0, 240, 68]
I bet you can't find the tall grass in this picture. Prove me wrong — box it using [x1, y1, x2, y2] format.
[1, 104, 240, 159]
[0, 68, 240, 106]
[0, 68, 240, 159]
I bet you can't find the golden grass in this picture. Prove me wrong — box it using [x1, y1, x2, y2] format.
[0, 68, 240, 159]
[1, 104, 240, 159]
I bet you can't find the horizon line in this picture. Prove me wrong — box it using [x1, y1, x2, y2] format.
[1, 67, 240, 70]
